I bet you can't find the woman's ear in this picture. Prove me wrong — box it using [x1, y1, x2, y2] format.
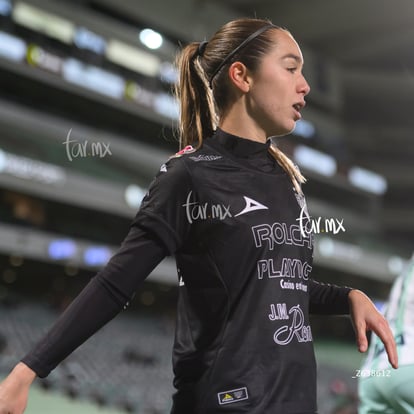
[228, 61, 251, 93]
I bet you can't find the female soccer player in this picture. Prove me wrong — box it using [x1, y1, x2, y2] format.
[0, 18, 398, 414]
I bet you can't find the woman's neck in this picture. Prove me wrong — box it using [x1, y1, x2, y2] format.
[219, 104, 267, 144]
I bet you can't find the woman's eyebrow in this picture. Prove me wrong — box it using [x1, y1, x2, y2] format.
[281, 53, 303, 64]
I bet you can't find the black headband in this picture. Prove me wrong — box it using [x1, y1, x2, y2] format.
[209, 24, 276, 88]
[197, 40, 208, 57]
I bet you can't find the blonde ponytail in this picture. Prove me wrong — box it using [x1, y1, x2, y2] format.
[174, 43, 216, 149]
[268, 145, 306, 194]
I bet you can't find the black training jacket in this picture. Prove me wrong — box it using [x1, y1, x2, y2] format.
[22, 128, 351, 414]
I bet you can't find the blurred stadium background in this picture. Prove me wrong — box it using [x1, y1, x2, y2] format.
[0, 0, 413, 413]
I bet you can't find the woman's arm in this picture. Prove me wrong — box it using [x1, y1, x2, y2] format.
[0, 225, 167, 414]
[0, 363, 36, 414]
[21, 224, 167, 378]
[348, 289, 398, 369]
[309, 280, 398, 369]
[308, 278, 351, 315]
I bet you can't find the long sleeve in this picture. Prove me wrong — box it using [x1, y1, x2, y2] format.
[308, 278, 352, 315]
[21, 225, 167, 378]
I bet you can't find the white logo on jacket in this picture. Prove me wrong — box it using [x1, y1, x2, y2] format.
[269, 303, 312, 345]
[182, 192, 268, 223]
[189, 154, 223, 162]
[234, 196, 268, 217]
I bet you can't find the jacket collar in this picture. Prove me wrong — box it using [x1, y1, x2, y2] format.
[212, 128, 271, 158]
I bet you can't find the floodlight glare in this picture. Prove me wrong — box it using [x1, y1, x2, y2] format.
[139, 28, 163, 50]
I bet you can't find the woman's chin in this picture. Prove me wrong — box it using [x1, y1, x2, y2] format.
[269, 123, 295, 138]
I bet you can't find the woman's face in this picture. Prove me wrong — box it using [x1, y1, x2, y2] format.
[245, 29, 310, 137]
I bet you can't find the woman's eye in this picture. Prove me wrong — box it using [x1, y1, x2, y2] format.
[287, 68, 297, 73]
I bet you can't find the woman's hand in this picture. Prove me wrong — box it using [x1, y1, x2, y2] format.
[0, 363, 36, 414]
[348, 289, 398, 369]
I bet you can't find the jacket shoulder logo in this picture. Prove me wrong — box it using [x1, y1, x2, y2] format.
[171, 145, 196, 158]
[188, 154, 222, 162]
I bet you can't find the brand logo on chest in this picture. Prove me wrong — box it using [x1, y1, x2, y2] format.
[182, 191, 268, 223]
